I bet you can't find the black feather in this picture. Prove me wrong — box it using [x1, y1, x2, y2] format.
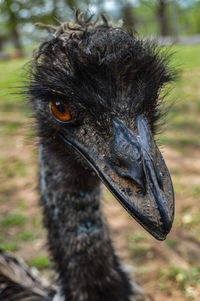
[27, 12, 176, 138]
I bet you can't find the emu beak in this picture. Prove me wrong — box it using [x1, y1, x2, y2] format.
[107, 116, 174, 240]
[59, 115, 174, 241]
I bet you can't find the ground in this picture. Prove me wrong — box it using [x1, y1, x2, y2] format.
[0, 45, 200, 300]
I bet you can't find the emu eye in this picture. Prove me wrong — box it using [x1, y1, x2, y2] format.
[50, 101, 71, 122]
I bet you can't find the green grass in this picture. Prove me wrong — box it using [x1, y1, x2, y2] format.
[0, 120, 23, 135]
[17, 230, 34, 241]
[129, 244, 153, 259]
[0, 158, 27, 179]
[0, 229, 34, 253]
[165, 238, 179, 249]
[0, 212, 25, 227]
[159, 134, 200, 148]
[28, 255, 51, 270]
[174, 209, 200, 231]
[18, 230, 34, 241]
[17, 199, 27, 210]
[157, 45, 200, 152]
[127, 232, 147, 243]
[0, 242, 19, 252]
[0, 57, 28, 111]
[170, 45, 200, 70]
[189, 185, 200, 199]
[127, 233, 154, 261]
[158, 266, 200, 299]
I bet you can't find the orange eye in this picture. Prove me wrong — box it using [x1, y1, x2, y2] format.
[50, 101, 71, 122]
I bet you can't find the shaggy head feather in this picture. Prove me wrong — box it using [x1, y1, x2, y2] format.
[28, 11, 175, 137]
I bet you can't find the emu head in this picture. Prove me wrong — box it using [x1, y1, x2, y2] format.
[29, 14, 175, 241]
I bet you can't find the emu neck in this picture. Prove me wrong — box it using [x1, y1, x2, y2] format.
[39, 141, 132, 301]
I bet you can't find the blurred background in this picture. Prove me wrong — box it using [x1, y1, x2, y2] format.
[0, 1, 200, 300]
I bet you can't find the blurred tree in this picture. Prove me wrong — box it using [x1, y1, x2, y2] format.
[0, 0, 200, 54]
[178, 0, 200, 34]
[0, 0, 54, 54]
[134, 0, 157, 35]
[121, 2, 136, 32]
[170, 0, 179, 39]
[52, 0, 59, 20]
[0, 34, 7, 51]
[65, 0, 77, 10]
[0, 0, 24, 55]
[156, 0, 170, 36]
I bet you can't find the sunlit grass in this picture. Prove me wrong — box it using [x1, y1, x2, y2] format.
[0, 57, 28, 113]
[170, 45, 200, 70]
[0, 58, 28, 101]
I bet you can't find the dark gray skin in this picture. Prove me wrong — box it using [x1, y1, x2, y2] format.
[26, 12, 175, 301]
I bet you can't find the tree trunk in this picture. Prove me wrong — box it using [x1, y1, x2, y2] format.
[122, 3, 136, 33]
[5, 0, 24, 56]
[10, 27, 23, 57]
[65, 0, 76, 10]
[0, 36, 5, 52]
[52, 0, 59, 21]
[11, 27, 22, 50]
[170, 1, 179, 41]
[157, 0, 170, 36]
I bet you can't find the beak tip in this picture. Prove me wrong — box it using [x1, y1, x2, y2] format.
[155, 219, 173, 241]
[152, 226, 170, 241]
[146, 208, 173, 241]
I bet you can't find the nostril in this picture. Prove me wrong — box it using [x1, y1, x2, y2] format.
[114, 165, 146, 195]
[125, 175, 146, 195]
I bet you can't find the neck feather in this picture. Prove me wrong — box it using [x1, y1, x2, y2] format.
[39, 140, 132, 301]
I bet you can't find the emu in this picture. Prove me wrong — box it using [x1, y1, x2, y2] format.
[0, 12, 175, 301]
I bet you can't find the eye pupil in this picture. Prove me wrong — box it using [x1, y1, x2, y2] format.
[50, 101, 71, 122]
[56, 102, 65, 113]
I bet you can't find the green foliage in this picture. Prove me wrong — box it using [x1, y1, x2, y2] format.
[178, 1, 200, 34]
